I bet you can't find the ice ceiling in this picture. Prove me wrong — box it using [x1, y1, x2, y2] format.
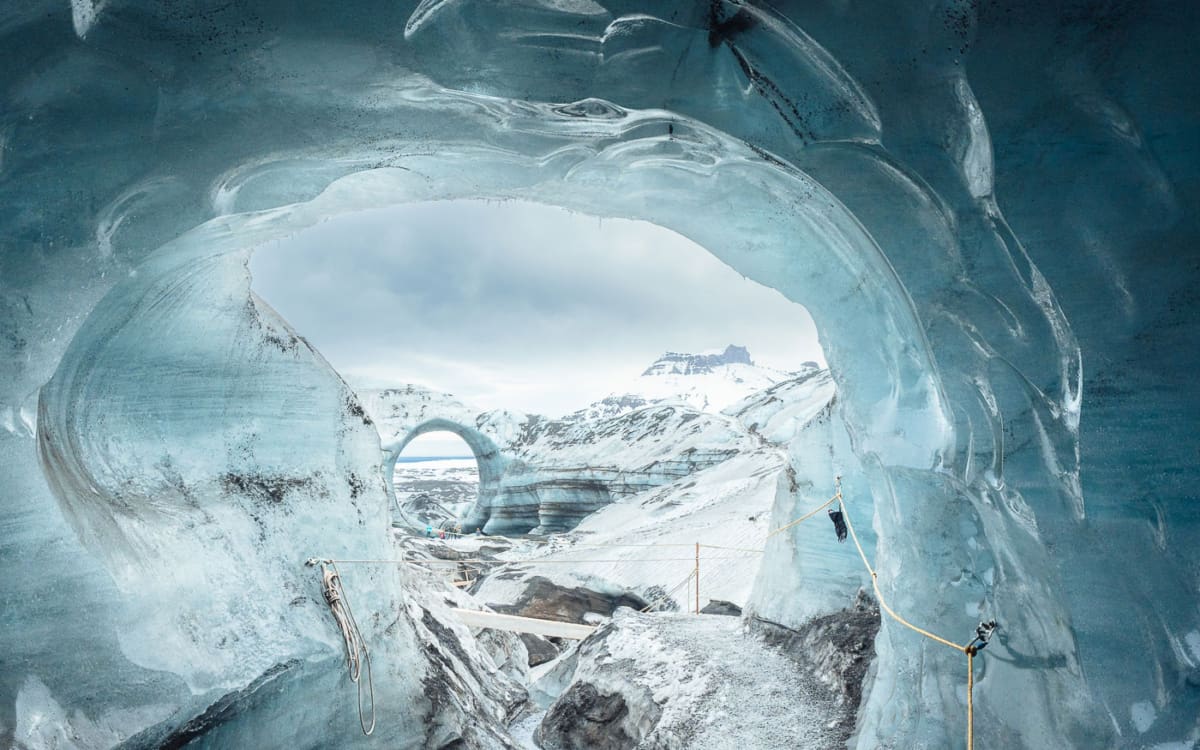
[1, 1, 1197, 748]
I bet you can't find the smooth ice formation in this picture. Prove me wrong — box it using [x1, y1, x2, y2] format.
[1, 1, 1197, 748]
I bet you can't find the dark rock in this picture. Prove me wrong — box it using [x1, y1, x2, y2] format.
[640, 345, 754, 376]
[520, 632, 561, 667]
[638, 584, 680, 613]
[700, 599, 742, 616]
[750, 589, 881, 744]
[487, 575, 647, 624]
[536, 682, 634, 750]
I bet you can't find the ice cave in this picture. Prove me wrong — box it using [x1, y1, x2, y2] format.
[2, 1, 1198, 748]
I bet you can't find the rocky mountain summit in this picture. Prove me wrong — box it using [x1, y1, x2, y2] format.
[639, 344, 756, 375]
[571, 345, 820, 420]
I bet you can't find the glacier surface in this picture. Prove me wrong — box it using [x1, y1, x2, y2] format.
[1, 1, 1197, 748]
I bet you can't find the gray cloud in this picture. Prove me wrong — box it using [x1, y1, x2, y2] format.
[250, 200, 824, 421]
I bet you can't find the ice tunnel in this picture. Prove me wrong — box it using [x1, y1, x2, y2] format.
[2, 1, 1198, 748]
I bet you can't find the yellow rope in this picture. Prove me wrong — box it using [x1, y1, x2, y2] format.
[841, 503, 967, 654]
[765, 490, 842, 538]
[838, 490, 981, 749]
[967, 649, 975, 750]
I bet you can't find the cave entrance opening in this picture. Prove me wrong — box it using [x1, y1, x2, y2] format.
[248, 198, 828, 537]
[390, 431, 479, 531]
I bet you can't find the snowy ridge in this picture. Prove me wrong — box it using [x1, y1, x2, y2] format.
[468, 365, 839, 611]
[573, 345, 819, 419]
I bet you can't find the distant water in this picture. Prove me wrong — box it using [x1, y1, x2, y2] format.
[395, 455, 474, 463]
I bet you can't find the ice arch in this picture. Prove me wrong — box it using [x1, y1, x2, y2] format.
[386, 419, 508, 530]
[1, 2, 1195, 748]
[32, 114, 972, 745]
[30, 110, 1060, 748]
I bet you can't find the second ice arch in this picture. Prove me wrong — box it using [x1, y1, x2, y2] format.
[385, 417, 509, 532]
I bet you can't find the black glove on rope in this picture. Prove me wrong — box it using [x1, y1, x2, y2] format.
[828, 507, 848, 542]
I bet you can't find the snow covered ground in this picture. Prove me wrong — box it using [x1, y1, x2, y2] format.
[532, 610, 845, 749]
[469, 449, 784, 613]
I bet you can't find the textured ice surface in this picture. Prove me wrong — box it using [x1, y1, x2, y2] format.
[1, 1, 1197, 748]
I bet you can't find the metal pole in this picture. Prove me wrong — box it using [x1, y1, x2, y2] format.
[695, 542, 700, 614]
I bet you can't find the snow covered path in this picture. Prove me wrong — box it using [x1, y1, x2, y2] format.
[537, 610, 842, 749]
[634, 614, 839, 749]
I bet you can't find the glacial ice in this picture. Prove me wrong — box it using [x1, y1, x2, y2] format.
[361, 370, 801, 537]
[1, 1, 1197, 748]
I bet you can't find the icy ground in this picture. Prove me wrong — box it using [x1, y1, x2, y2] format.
[532, 610, 841, 749]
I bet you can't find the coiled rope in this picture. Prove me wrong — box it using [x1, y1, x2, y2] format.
[308, 559, 376, 736]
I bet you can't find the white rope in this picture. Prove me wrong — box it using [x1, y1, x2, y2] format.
[312, 560, 376, 736]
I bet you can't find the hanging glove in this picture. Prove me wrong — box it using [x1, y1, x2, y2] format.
[828, 507, 848, 543]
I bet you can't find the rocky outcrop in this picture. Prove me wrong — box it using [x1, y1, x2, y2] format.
[698, 599, 742, 617]
[750, 591, 881, 742]
[475, 573, 648, 624]
[519, 633, 561, 667]
[640, 344, 755, 376]
[538, 682, 638, 750]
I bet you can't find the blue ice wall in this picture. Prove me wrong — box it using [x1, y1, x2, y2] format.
[0, 1, 1196, 747]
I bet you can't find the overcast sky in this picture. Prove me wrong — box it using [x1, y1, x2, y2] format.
[250, 200, 823, 452]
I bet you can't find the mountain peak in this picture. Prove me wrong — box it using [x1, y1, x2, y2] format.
[641, 345, 754, 376]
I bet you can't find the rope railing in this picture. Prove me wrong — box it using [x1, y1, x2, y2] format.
[833, 478, 990, 750]
[765, 490, 842, 538]
[319, 476, 996, 747]
[677, 476, 993, 748]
